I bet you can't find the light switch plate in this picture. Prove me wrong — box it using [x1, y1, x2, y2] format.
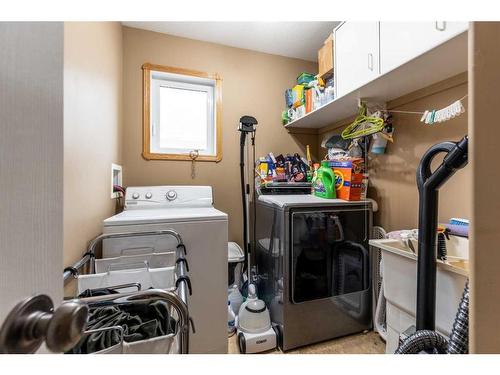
[111, 163, 123, 199]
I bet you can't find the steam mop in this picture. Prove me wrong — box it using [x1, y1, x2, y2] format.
[236, 116, 277, 354]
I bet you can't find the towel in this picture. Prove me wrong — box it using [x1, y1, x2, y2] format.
[67, 300, 176, 354]
[78, 287, 120, 298]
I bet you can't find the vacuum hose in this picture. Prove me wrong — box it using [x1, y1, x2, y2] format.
[396, 280, 469, 354]
[447, 280, 469, 354]
[395, 330, 448, 354]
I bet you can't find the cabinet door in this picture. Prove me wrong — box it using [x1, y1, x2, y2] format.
[334, 22, 380, 98]
[379, 22, 468, 74]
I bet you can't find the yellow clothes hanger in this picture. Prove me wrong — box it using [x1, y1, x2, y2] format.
[341, 102, 385, 140]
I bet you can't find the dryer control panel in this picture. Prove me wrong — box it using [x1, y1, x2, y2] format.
[124, 185, 214, 209]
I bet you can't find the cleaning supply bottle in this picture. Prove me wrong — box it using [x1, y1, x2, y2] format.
[312, 161, 336, 199]
[306, 145, 313, 182]
[228, 300, 236, 335]
[228, 284, 244, 315]
[311, 163, 319, 193]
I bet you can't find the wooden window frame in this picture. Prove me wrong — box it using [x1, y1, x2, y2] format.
[142, 63, 223, 162]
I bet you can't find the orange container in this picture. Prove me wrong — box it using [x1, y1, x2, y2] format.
[330, 160, 365, 201]
[305, 88, 313, 113]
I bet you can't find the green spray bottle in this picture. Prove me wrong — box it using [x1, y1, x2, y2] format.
[312, 161, 336, 199]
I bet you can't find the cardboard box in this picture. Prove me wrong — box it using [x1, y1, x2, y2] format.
[318, 33, 334, 78]
[292, 84, 305, 109]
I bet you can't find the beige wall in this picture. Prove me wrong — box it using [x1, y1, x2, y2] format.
[63, 22, 123, 293]
[319, 77, 470, 232]
[122, 26, 318, 246]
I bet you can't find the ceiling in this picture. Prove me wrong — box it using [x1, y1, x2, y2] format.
[122, 22, 340, 61]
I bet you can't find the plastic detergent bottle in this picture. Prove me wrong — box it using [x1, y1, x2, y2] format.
[228, 300, 236, 335]
[312, 161, 336, 199]
[228, 284, 244, 315]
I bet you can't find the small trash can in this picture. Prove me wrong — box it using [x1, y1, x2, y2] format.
[228, 242, 245, 288]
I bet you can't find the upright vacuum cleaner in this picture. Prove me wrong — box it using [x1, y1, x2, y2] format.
[396, 135, 469, 354]
[236, 116, 277, 354]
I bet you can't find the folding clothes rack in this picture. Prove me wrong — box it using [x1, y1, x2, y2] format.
[63, 229, 193, 354]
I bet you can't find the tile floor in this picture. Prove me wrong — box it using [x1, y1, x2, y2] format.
[228, 331, 385, 354]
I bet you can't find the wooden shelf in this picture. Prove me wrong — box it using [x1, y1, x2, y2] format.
[285, 31, 468, 130]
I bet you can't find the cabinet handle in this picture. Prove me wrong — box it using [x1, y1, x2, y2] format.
[368, 53, 374, 71]
[435, 21, 446, 31]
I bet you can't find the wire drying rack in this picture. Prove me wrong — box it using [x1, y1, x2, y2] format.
[63, 229, 193, 354]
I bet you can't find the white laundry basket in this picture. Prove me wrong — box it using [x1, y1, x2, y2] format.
[77, 266, 176, 294]
[94, 251, 175, 274]
[65, 228, 192, 354]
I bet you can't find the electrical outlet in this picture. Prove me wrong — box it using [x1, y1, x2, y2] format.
[111, 163, 123, 199]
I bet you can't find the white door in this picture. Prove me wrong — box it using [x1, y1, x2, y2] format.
[379, 21, 468, 74]
[0, 23, 64, 352]
[334, 21, 380, 98]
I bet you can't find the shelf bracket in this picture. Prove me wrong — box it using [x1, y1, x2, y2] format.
[358, 97, 387, 114]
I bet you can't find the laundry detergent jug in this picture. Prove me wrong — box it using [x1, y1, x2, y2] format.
[312, 161, 336, 199]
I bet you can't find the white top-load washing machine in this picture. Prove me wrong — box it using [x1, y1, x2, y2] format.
[102, 185, 228, 354]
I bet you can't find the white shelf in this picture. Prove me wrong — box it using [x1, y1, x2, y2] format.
[285, 31, 468, 130]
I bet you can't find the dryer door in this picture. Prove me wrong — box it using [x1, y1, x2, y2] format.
[290, 208, 370, 304]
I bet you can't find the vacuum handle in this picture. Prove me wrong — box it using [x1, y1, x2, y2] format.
[415, 135, 468, 332]
[417, 136, 468, 190]
[416, 142, 455, 189]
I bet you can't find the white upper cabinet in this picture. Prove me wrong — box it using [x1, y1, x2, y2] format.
[379, 22, 468, 75]
[287, 22, 468, 129]
[334, 22, 380, 98]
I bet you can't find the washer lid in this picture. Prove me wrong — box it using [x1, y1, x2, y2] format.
[103, 207, 228, 227]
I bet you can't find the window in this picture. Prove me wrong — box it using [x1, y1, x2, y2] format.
[142, 63, 222, 161]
